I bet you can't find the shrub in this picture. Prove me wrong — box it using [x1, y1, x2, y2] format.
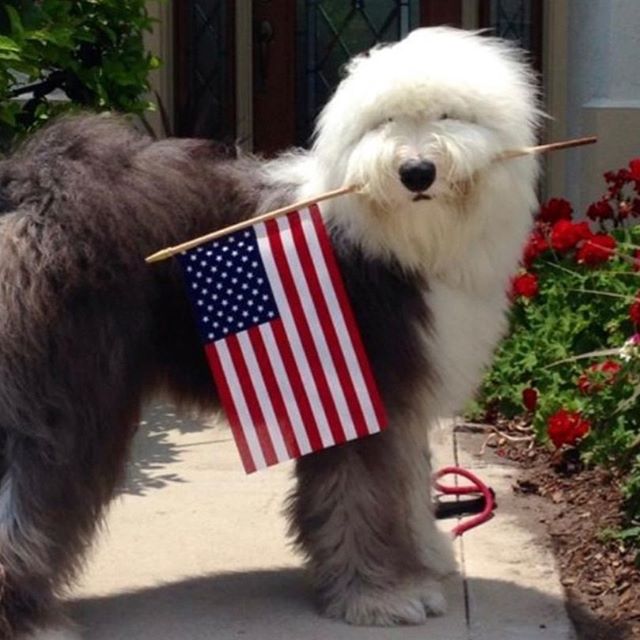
[0, 0, 159, 151]
[474, 159, 640, 546]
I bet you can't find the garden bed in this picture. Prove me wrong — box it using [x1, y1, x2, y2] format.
[470, 160, 640, 638]
[490, 433, 640, 639]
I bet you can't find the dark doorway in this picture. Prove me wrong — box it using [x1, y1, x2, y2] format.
[174, 1, 542, 154]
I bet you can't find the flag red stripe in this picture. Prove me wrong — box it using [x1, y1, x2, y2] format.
[308, 205, 387, 427]
[288, 211, 369, 438]
[265, 218, 347, 445]
[205, 344, 256, 473]
[268, 318, 324, 451]
[247, 325, 301, 458]
[225, 334, 278, 467]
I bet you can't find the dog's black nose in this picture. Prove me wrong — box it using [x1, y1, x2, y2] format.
[399, 160, 437, 193]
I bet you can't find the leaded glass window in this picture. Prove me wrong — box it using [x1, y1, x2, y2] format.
[483, 0, 536, 51]
[297, 1, 421, 144]
[180, 0, 232, 139]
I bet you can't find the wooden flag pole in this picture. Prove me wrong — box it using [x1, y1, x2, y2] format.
[145, 185, 358, 264]
[497, 135, 597, 161]
[145, 135, 597, 264]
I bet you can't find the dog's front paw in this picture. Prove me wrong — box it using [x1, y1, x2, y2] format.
[422, 529, 458, 577]
[324, 580, 446, 626]
[417, 577, 448, 616]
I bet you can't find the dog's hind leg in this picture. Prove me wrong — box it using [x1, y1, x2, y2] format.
[0, 406, 139, 639]
[288, 419, 456, 626]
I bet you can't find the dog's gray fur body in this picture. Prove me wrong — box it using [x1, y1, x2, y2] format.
[0, 115, 442, 636]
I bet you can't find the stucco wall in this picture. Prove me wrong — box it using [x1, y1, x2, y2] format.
[559, 0, 640, 212]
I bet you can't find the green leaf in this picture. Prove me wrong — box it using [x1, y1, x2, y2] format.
[5, 5, 24, 40]
[616, 526, 640, 541]
[0, 106, 17, 126]
[0, 35, 20, 53]
[0, 51, 21, 62]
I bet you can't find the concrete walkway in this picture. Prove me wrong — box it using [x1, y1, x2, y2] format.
[66, 404, 577, 639]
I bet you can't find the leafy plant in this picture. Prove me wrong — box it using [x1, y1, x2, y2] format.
[473, 159, 640, 547]
[0, 0, 160, 150]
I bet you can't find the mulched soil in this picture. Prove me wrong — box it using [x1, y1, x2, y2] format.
[481, 420, 640, 639]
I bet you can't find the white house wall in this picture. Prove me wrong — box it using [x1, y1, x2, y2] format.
[561, 0, 640, 212]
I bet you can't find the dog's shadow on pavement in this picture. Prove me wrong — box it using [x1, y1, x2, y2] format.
[121, 402, 224, 497]
[69, 571, 625, 640]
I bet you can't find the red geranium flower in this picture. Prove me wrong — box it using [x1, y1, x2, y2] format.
[547, 410, 591, 448]
[630, 299, 640, 325]
[587, 199, 614, 221]
[550, 220, 591, 252]
[629, 158, 640, 182]
[604, 169, 632, 198]
[522, 387, 538, 412]
[577, 360, 622, 394]
[604, 169, 630, 186]
[522, 232, 548, 267]
[576, 234, 616, 265]
[574, 221, 593, 240]
[511, 272, 539, 299]
[538, 198, 573, 224]
[618, 200, 633, 220]
[633, 250, 640, 272]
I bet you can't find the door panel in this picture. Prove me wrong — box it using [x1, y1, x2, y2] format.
[252, 0, 297, 155]
[174, 0, 235, 140]
[174, 1, 542, 152]
[293, 0, 423, 148]
[420, 0, 462, 27]
[479, 0, 544, 71]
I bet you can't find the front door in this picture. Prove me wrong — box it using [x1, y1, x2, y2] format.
[174, 1, 541, 154]
[271, 0, 425, 153]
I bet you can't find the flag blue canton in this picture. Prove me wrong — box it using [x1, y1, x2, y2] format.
[178, 228, 279, 343]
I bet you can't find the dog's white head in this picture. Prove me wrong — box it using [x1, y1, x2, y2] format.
[309, 27, 541, 283]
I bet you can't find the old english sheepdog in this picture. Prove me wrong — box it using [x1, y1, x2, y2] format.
[0, 27, 538, 638]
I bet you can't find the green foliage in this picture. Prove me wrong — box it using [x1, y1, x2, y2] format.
[0, 0, 159, 150]
[474, 162, 640, 548]
[482, 247, 640, 436]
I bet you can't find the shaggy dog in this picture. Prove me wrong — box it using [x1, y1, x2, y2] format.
[0, 27, 538, 638]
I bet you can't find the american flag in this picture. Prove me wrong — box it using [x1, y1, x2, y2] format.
[178, 205, 387, 473]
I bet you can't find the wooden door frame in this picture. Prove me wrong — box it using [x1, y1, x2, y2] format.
[252, 0, 297, 156]
[420, 0, 463, 26]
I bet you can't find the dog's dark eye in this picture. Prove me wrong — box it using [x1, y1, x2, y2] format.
[387, 117, 394, 123]
[440, 114, 449, 120]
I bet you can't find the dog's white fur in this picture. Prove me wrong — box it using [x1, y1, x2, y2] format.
[271, 27, 539, 418]
[270, 27, 539, 624]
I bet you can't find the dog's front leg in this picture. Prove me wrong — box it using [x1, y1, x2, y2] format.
[288, 422, 456, 626]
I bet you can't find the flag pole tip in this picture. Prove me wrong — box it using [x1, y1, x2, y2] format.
[145, 248, 174, 264]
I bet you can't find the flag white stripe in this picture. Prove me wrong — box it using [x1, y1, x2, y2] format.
[236, 331, 289, 462]
[275, 214, 357, 440]
[259, 323, 312, 455]
[254, 222, 335, 448]
[215, 340, 267, 470]
[300, 209, 382, 432]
